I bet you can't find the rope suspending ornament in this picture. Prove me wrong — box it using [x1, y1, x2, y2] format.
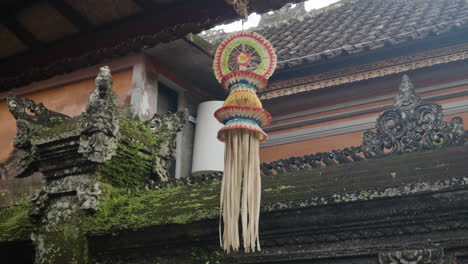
[213, 32, 277, 253]
[225, 0, 249, 20]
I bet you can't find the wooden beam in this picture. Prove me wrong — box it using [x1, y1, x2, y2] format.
[132, 0, 156, 10]
[3, 17, 42, 47]
[47, 0, 92, 31]
[0, 0, 37, 17]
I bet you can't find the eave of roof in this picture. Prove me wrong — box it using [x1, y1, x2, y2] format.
[260, 33, 468, 100]
[0, 0, 303, 92]
[259, 0, 468, 71]
[207, 0, 468, 77]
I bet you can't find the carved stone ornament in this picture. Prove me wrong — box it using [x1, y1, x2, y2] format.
[362, 75, 466, 158]
[379, 248, 444, 264]
[30, 176, 101, 217]
[6, 94, 71, 177]
[7, 94, 70, 148]
[78, 66, 120, 163]
[148, 109, 188, 181]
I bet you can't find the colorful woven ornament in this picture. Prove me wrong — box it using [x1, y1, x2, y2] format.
[213, 32, 276, 253]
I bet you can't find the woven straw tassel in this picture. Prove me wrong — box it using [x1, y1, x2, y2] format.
[213, 32, 276, 253]
[220, 129, 262, 252]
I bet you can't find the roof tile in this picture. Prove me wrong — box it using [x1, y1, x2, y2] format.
[207, 0, 468, 70]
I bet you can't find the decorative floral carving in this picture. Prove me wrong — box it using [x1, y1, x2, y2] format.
[79, 66, 119, 163]
[378, 248, 444, 264]
[148, 109, 188, 181]
[362, 75, 466, 158]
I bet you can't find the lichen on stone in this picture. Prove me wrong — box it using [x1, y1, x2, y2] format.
[31, 196, 89, 264]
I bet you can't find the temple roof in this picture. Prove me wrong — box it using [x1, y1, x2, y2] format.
[207, 0, 468, 72]
[264, 0, 468, 70]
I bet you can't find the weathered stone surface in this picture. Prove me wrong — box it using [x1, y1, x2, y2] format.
[31, 195, 89, 264]
[78, 66, 119, 163]
[88, 144, 468, 263]
[363, 75, 466, 158]
[148, 109, 188, 181]
[379, 248, 444, 264]
[5, 94, 71, 178]
[1, 66, 189, 263]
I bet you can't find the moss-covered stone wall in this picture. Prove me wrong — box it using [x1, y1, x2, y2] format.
[0, 198, 33, 243]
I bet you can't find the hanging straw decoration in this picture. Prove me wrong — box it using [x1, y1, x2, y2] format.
[213, 32, 277, 253]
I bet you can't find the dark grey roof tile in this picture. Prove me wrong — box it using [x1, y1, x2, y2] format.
[207, 0, 468, 70]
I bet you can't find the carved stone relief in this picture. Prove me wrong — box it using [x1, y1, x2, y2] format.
[148, 109, 188, 181]
[7, 94, 70, 149]
[6, 93, 71, 178]
[78, 66, 119, 163]
[379, 248, 444, 264]
[362, 75, 466, 158]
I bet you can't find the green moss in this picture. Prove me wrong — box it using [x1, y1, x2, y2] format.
[84, 169, 329, 236]
[119, 119, 159, 148]
[190, 248, 224, 264]
[86, 148, 457, 236]
[84, 167, 328, 236]
[63, 223, 81, 240]
[84, 183, 220, 235]
[32, 116, 82, 142]
[0, 198, 33, 242]
[97, 119, 159, 188]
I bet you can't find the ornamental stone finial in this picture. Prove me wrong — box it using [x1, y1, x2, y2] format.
[362, 74, 466, 158]
[78, 66, 119, 163]
[394, 74, 422, 110]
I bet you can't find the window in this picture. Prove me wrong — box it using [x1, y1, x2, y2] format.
[157, 82, 178, 113]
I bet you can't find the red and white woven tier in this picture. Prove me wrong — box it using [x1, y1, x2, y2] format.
[214, 105, 271, 128]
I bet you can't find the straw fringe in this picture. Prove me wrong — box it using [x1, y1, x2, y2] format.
[220, 130, 262, 252]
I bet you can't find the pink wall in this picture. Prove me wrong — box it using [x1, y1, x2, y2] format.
[0, 69, 133, 162]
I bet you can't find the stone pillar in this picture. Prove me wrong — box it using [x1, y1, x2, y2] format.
[31, 193, 89, 264]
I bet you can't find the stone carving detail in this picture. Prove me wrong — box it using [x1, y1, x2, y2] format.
[362, 75, 466, 158]
[30, 175, 101, 217]
[79, 66, 119, 163]
[260, 146, 364, 175]
[379, 248, 444, 264]
[6, 94, 71, 177]
[148, 109, 188, 181]
[7, 94, 70, 148]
